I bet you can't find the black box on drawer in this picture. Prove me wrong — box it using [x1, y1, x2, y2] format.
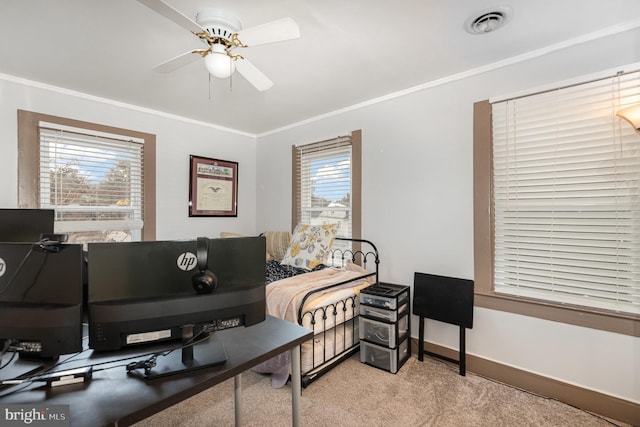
[360, 336, 410, 373]
[359, 282, 409, 311]
[359, 313, 409, 348]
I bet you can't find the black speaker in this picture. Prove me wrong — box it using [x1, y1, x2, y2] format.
[192, 237, 218, 294]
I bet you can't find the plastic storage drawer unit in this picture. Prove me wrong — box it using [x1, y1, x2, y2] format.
[360, 300, 409, 322]
[359, 282, 411, 373]
[360, 337, 410, 374]
[359, 313, 409, 348]
[359, 283, 409, 310]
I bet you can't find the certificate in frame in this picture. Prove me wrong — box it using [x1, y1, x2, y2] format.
[189, 155, 238, 217]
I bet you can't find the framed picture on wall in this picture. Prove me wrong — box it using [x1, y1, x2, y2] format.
[189, 155, 238, 217]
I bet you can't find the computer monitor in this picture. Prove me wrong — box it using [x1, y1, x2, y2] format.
[0, 209, 54, 242]
[87, 236, 266, 378]
[0, 242, 84, 359]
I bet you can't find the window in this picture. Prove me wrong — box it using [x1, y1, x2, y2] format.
[474, 70, 640, 336]
[292, 130, 361, 240]
[18, 110, 156, 244]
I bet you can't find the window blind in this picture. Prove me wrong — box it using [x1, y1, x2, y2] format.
[39, 123, 144, 240]
[293, 136, 352, 237]
[491, 70, 640, 315]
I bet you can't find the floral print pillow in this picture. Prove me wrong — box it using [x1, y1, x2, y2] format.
[280, 223, 338, 270]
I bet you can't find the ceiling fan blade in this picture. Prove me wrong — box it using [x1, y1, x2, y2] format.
[153, 50, 201, 73]
[235, 59, 273, 91]
[137, 0, 205, 34]
[236, 17, 300, 47]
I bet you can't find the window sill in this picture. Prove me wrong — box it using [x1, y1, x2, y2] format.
[474, 291, 639, 337]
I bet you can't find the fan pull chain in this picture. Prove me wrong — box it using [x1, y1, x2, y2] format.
[228, 59, 233, 92]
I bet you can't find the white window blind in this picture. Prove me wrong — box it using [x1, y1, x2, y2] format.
[39, 123, 144, 242]
[294, 136, 353, 237]
[492, 70, 640, 315]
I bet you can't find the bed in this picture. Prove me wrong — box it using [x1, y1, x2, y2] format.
[251, 229, 379, 388]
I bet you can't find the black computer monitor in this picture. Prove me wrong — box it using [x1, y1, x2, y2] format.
[0, 209, 55, 242]
[87, 236, 266, 378]
[0, 242, 84, 359]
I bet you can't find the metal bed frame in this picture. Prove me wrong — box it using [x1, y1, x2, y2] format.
[295, 237, 379, 387]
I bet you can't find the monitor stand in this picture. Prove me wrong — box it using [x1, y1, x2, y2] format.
[133, 324, 227, 380]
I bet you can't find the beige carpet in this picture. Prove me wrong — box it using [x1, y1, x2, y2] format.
[134, 355, 626, 427]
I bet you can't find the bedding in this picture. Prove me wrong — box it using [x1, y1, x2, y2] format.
[254, 260, 374, 387]
[262, 231, 291, 261]
[301, 320, 359, 373]
[266, 260, 369, 333]
[221, 231, 379, 388]
[265, 260, 326, 285]
[265, 263, 372, 325]
[299, 282, 367, 333]
[252, 323, 359, 388]
[281, 223, 338, 270]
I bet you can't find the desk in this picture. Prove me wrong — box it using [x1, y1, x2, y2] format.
[0, 315, 312, 426]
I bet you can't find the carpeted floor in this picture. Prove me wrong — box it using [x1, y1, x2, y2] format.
[134, 355, 627, 427]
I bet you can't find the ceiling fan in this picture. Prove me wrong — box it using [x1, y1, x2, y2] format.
[137, 0, 300, 91]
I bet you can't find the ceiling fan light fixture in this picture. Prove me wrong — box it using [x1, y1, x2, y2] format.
[138, 0, 299, 91]
[204, 44, 236, 79]
[196, 8, 243, 41]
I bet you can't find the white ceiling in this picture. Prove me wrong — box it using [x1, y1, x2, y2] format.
[2, 0, 640, 135]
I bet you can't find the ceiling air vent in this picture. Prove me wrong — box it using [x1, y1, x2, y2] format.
[465, 6, 512, 35]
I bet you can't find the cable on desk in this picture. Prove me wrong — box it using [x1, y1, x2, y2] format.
[125, 323, 216, 376]
[0, 340, 18, 370]
[0, 324, 217, 396]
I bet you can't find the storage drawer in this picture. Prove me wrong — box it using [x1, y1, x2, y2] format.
[360, 337, 410, 374]
[360, 301, 408, 322]
[359, 314, 408, 348]
[359, 283, 409, 310]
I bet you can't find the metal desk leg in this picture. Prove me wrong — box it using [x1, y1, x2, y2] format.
[291, 345, 301, 427]
[418, 316, 425, 361]
[234, 373, 242, 426]
[459, 326, 466, 376]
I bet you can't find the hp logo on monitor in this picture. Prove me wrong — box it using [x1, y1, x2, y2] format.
[176, 252, 198, 272]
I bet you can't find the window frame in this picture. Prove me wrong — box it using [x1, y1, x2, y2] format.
[473, 100, 639, 337]
[291, 129, 362, 239]
[17, 109, 156, 241]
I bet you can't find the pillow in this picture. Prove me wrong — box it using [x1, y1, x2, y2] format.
[344, 259, 368, 273]
[219, 231, 246, 238]
[262, 231, 291, 262]
[281, 224, 338, 270]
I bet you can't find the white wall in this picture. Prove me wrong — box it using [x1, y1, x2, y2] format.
[0, 78, 258, 240]
[256, 28, 640, 403]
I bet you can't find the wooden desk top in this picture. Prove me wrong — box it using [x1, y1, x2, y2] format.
[0, 316, 312, 426]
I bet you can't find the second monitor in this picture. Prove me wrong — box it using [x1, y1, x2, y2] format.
[87, 236, 266, 353]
